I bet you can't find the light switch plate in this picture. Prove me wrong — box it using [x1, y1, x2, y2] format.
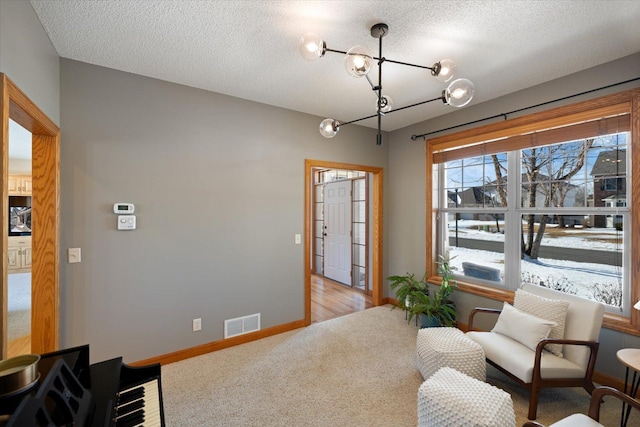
[68, 248, 81, 263]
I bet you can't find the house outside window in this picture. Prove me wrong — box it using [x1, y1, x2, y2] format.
[439, 136, 628, 314]
[426, 89, 639, 328]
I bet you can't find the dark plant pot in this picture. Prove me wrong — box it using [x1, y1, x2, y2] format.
[420, 314, 441, 328]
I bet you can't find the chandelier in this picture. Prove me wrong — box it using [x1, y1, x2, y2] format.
[299, 23, 475, 145]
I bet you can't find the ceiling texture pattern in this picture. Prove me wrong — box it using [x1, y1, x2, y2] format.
[29, 0, 640, 132]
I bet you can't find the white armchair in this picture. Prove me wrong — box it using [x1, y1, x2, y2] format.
[466, 284, 605, 420]
[522, 386, 640, 426]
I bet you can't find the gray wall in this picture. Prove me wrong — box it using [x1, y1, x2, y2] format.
[3, 0, 640, 381]
[60, 59, 388, 363]
[0, 0, 59, 125]
[386, 52, 640, 380]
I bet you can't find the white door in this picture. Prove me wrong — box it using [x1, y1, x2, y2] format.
[323, 180, 352, 285]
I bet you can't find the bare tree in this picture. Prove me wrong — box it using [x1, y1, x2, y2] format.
[489, 154, 507, 232]
[492, 139, 593, 260]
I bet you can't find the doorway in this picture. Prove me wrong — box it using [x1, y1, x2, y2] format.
[1, 73, 60, 358]
[314, 171, 369, 292]
[7, 119, 32, 357]
[304, 160, 383, 326]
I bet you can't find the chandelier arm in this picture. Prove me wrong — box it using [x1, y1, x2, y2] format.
[325, 47, 348, 55]
[335, 95, 444, 129]
[391, 96, 444, 113]
[374, 57, 434, 71]
[325, 46, 433, 69]
[365, 74, 379, 94]
[325, 47, 434, 70]
[337, 113, 379, 127]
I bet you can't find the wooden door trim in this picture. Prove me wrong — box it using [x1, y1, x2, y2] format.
[1, 73, 60, 357]
[304, 160, 383, 326]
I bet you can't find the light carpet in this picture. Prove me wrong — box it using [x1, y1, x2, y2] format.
[8, 273, 31, 340]
[161, 306, 638, 426]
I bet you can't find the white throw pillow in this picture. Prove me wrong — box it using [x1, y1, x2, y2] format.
[514, 289, 569, 358]
[492, 303, 556, 352]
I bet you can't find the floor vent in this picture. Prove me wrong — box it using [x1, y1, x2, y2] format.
[224, 313, 261, 339]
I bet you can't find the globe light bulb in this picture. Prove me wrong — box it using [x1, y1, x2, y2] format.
[319, 118, 339, 138]
[432, 59, 457, 82]
[299, 33, 326, 61]
[345, 45, 373, 77]
[377, 95, 393, 113]
[443, 78, 475, 107]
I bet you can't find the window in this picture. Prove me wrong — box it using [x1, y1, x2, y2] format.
[426, 89, 639, 330]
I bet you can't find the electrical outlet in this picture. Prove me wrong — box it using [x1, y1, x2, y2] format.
[192, 318, 202, 332]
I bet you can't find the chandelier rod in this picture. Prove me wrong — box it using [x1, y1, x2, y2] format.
[337, 95, 444, 128]
[376, 31, 383, 145]
[325, 47, 435, 71]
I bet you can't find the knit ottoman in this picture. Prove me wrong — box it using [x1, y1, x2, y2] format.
[418, 367, 515, 427]
[416, 327, 486, 381]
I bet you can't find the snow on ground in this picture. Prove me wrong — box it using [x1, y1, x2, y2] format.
[447, 220, 623, 307]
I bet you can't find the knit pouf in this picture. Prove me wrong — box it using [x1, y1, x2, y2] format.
[416, 327, 486, 381]
[418, 367, 515, 427]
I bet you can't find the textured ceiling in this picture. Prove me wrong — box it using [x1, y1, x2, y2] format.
[29, 0, 640, 132]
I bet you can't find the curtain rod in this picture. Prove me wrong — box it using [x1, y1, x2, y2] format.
[410, 76, 640, 141]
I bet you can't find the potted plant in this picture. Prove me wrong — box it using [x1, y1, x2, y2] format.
[388, 272, 428, 313]
[408, 252, 458, 328]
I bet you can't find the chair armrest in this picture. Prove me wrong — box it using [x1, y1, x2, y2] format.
[535, 338, 600, 353]
[468, 307, 502, 331]
[521, 422, 545, 427]
[532, 339, 599, 382]
[589, 386, 640, 421]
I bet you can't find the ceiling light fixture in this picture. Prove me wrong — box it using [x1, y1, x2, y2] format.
[300, 23, 475, 145]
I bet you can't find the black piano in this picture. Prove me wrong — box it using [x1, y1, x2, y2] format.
[0, 345, 165, 426]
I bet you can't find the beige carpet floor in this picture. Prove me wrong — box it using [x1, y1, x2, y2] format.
[161, 305, 638, 426]
[8, 273, 31, 340]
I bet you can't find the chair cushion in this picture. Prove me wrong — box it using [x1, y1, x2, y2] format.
[491, 303, 555, 351]
[467, 331, 585, 383]
[521, 284, 604, 368]
[515, 289, 569, 358]
[549, 413, 602, 427]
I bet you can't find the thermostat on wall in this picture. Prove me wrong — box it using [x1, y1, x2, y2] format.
[113, 203, 135, 214]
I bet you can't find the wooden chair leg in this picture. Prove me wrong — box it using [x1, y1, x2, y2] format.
[528, 387, 540, 420]
[584, 382, 596, 394]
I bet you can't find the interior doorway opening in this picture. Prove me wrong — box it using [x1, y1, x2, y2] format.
[312, 168, 370, 295]
[7, 119, 33, 358]
[1, 73, 60, 358]
[304, 159, 383, 326]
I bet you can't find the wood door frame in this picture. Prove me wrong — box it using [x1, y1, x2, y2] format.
[304, 159, 383, 326]
[1, 73, 60, 357]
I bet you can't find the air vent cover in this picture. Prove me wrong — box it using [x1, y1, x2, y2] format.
[224, 313, 261, 339]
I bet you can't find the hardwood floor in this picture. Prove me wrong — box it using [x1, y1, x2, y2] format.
[7, 334, 31, 358]
[311, 274, 373, 324]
